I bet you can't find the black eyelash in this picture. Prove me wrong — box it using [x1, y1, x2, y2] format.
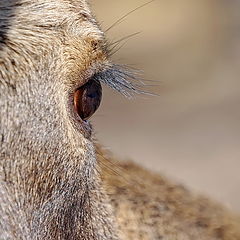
[93, 64, 144, 98]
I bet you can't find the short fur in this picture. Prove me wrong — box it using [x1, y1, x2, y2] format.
[0, 0, 239, 239]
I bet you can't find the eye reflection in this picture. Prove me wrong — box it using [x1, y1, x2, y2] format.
[74, 79, 102, 121]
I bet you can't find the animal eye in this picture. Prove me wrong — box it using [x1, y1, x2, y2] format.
[74, 79, 102, 121]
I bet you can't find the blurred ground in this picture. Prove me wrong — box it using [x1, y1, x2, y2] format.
[91, 0, 240, 212]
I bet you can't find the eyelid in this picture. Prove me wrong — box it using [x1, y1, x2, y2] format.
[72, 65, 107, 95]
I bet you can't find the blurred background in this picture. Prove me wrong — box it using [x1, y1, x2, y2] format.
[91, 0, 240, 212]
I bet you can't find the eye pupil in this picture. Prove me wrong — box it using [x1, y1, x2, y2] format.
[74, 79, 102, 121]
[87, 93, 97, 98]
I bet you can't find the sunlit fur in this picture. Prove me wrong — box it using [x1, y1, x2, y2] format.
[0, 0, 240, 239]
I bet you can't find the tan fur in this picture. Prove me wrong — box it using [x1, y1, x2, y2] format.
[98, 147, 240, 240]
[0, 0, 239, 239]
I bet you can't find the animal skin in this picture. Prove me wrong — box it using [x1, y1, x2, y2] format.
[0, 0, 239, 239]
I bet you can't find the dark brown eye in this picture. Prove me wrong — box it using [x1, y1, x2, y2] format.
[74, 79, 102, 121]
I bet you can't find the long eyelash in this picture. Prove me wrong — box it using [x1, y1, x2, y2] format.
[105, 0, 156, 32]
[107, 32, 141, 57]
[93, 65, 143, 98]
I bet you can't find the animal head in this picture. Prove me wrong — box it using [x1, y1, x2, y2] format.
[0, 0, 136, 178]
[0, 1, 136, 238]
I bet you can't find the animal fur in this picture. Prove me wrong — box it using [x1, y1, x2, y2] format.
[0, 0, 239, 239]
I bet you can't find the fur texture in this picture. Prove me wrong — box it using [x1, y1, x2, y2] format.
[98, 147, 240, 240]
[0, 0, 118, 239]
[0, 0, 239, 239]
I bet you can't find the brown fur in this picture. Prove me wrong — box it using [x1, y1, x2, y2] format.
[98, 148, 240, 240]
[0, 0, 239, 239]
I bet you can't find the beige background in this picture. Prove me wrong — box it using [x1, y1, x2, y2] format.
[91, 0, 240, 212]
